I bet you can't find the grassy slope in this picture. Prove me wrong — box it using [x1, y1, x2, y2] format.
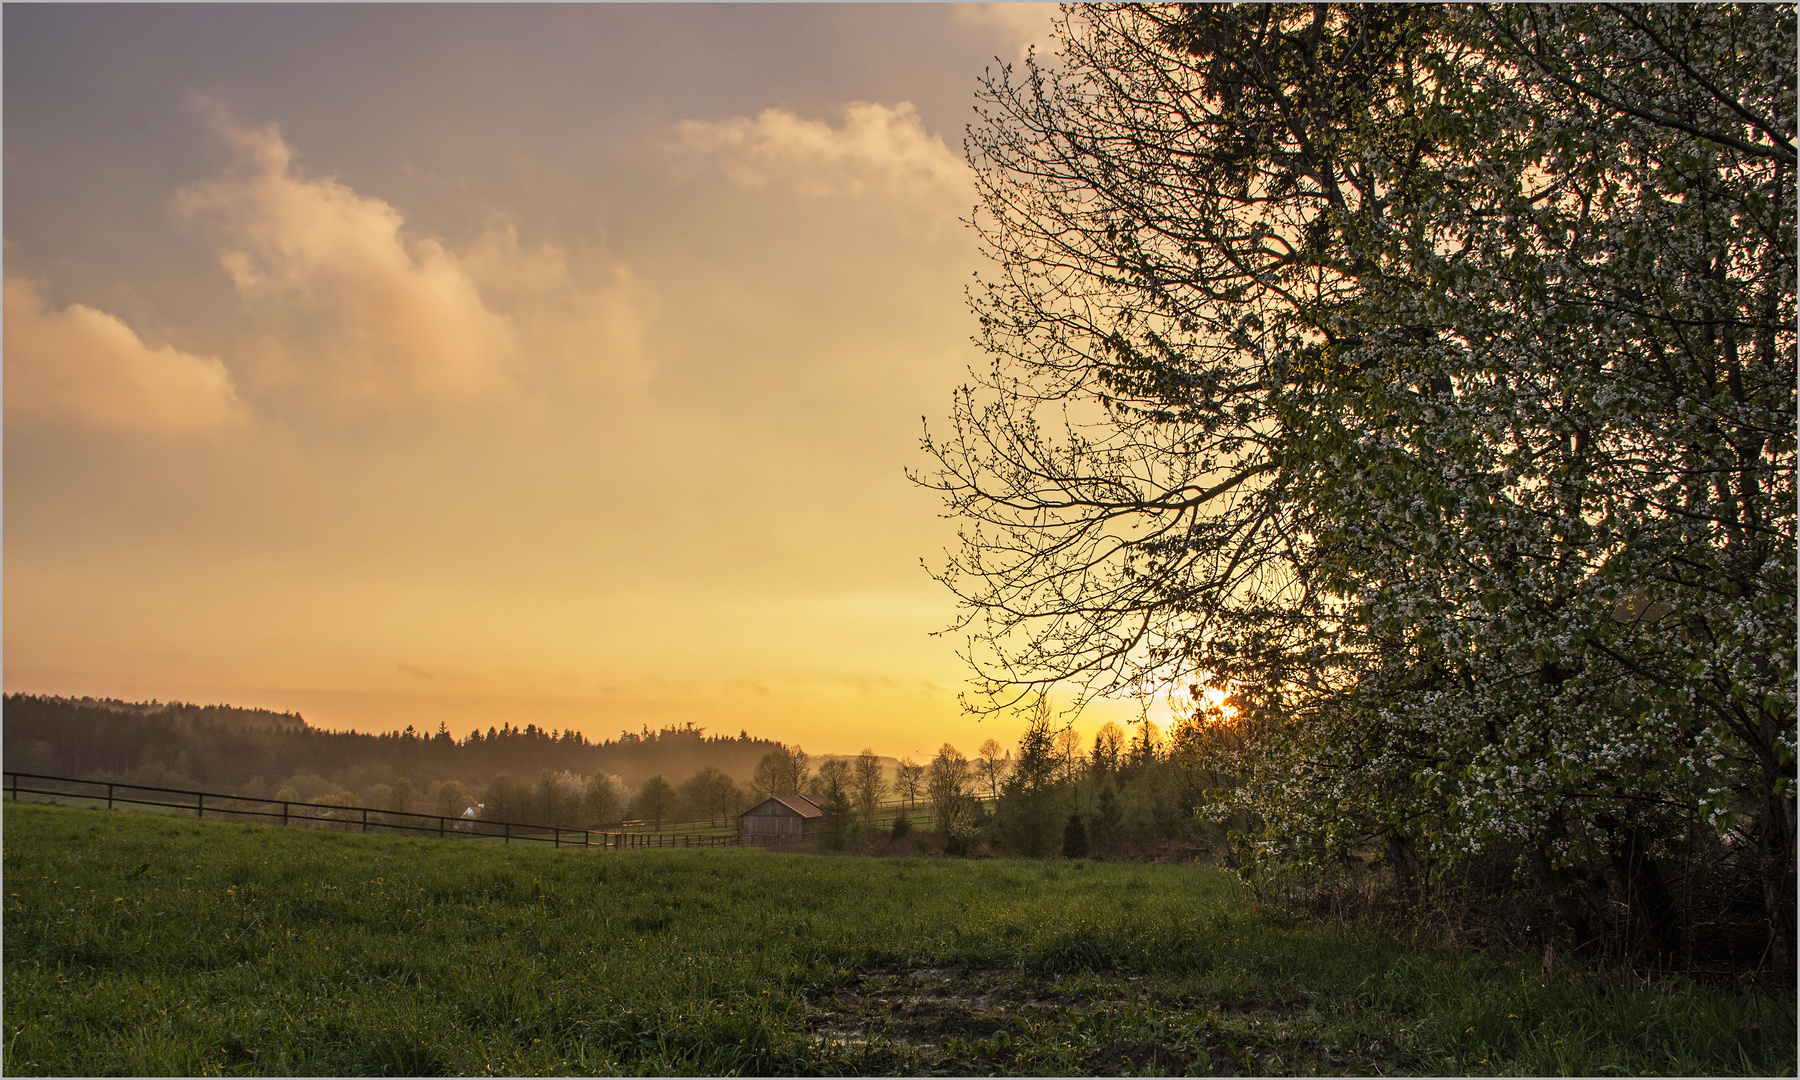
[3, 801, 1791, 1076]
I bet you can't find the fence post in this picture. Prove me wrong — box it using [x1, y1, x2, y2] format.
[362, 808, 369, 833]
[554, 828, 560, 849]
[197, 793, 204, 819]
[283, 802, 290, 827]
[107, 783, 114, 811]
[9, 773, 15, 801]
[504, 822, 510, 845]
[439, 815, 446, 838]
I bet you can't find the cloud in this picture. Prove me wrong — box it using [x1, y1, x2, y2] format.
[4, 276, 247, 433]
[462, 223, 654, 387]
[953, 3, 1061, 60]
[176, 105, 650, 406]
[674, 102, 967, 202]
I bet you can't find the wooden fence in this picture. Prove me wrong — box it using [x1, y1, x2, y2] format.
[3, 771, 747, 851]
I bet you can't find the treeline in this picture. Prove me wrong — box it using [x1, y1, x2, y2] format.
[745, 711, 1221, 859]
[2, 694, 781, 807]
[469, 765, 746, 831]
[474, 746, 906, 833]
[463, 717, 1224, 853]
[25, 695, 306, 731]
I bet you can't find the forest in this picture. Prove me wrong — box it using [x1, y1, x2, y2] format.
[1, 693, 780, 821]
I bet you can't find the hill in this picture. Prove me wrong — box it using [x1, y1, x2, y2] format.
[2, 693, 784, 798]
[28, 695, 307, 732]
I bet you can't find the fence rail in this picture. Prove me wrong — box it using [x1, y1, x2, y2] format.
[3, 772, 761, 851]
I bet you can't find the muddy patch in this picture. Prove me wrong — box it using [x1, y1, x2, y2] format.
[808, 966, 1080, 1048]
[803, 964, 1359, 1076]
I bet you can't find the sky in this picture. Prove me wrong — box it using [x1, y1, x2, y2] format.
[0, 3, 1158, 760]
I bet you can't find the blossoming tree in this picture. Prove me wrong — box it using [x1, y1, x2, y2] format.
[921, 3, 1794, 963]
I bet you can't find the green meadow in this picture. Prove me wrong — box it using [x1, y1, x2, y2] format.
[4, 800, 1791, 1076]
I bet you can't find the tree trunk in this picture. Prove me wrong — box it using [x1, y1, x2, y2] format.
[1609, 825, 1676, 959]
[1760, 785, 1796, 973]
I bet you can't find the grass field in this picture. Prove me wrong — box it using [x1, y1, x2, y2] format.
[4, 801, 1792, 1076]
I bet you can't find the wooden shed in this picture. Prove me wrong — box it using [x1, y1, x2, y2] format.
[739, 793, 827, 842]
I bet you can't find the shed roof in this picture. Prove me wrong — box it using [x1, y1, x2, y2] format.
[740, 793, 827, 819]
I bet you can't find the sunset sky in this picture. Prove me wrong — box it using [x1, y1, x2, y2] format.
[0, 3, 1164, 759]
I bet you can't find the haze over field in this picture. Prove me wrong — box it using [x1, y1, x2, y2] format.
[3, 4, 1093, 757]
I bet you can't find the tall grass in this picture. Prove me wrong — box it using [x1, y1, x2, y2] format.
[4, 801, 1791, 1075]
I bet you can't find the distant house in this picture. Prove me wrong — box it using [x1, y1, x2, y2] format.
[738, 793, 828, 842]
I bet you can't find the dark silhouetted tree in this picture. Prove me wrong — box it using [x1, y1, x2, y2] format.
[853, 749, 887, 833]
[632, 775, 678, 830]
